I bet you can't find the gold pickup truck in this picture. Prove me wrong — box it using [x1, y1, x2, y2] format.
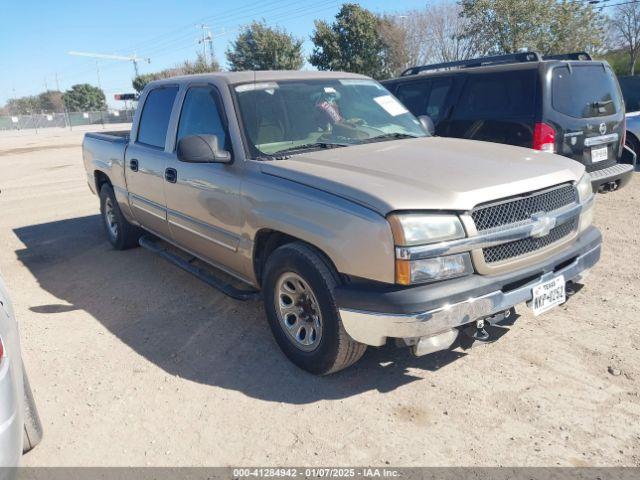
[83, 71, 600, 374]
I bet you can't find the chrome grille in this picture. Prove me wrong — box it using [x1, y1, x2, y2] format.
[482, 217, 578, 264]
[471, 184, 578, 232]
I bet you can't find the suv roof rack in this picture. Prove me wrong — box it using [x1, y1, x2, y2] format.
[543, 51, 592, 61]
[400, 51, 542, 76]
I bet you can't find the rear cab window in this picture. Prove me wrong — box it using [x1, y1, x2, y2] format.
[137, 86, 179, 148]
[551, 65, 622, 118]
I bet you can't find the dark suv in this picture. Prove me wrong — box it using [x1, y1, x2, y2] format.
[382, 52, 635, 192]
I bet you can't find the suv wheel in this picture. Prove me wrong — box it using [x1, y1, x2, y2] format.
[99, 184, 142, 250]
[262, 243, 366, 375]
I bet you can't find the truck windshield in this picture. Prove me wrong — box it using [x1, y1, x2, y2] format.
[234, 79, 426, 157]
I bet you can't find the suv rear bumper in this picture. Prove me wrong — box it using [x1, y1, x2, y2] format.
[336, 226, 601, 347]
[590, 163, 634, 191]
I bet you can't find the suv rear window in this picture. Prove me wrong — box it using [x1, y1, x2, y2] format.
[453, 70, 536, 119]
[552, 65, 621, 118]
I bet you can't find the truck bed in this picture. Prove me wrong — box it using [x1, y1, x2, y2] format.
[85, 130, 130, 142]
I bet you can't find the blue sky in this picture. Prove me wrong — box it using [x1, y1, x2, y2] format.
[0, 0, 428, 107]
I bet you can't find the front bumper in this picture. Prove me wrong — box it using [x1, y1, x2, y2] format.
[337, 226, 601, 347]
[590, 163, 634, 191]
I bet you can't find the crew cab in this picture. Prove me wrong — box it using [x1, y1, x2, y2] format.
[83, 71, 601, 375]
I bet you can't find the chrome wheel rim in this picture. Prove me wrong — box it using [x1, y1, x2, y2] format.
[104, 198, 119, 239]
[274, 272, 323, 352]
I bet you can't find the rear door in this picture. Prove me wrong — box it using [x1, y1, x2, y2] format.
[546, 63, 625, 172]
[446, 69, 538, 148]
[125, 85, 178, 238]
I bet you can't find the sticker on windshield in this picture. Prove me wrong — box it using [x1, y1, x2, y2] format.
[235, 82, 279, 93]
[373, 95, 409, 116]
[339, 79, 381, 88]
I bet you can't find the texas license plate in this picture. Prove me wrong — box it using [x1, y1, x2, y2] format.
[531, 276, 566, 316]
[591, 146, 608, 163]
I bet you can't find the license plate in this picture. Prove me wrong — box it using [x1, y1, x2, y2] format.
[531, 275, 566, 316]
[591, 146, 608, 163]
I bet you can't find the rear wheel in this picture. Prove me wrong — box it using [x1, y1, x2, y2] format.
[262, 243, 366, 375]
[99, 184, 141, 250]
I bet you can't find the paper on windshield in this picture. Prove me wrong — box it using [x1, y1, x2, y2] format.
[373, 95, 409, 117]
[235, 82, 279, 93]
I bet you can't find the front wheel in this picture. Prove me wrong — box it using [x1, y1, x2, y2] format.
[262, 243, 366, 375]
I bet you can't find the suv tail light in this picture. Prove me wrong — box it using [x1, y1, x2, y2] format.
[533, 122, 556, 153]
[622, 117, 627, 151]
[0, 335, 4, 361]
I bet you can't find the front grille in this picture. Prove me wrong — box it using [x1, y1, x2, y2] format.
[471, 184, 578, 232]
[483, 217, 579, 264]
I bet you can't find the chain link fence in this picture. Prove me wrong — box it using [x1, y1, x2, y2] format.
[0, 109, 135, 131]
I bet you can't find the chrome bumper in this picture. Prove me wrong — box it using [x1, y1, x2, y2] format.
[339, 243, 601, 347]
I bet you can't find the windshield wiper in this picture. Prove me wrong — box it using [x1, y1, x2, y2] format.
[271, 142, 350, 156]
[356, 133, 421, 144]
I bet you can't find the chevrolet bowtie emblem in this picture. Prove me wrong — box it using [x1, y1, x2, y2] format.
[530, 212, 556, 238]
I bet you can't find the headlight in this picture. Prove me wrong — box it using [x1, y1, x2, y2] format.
[576, 173, 593, 203]
[396, 253, 473, 285]
[576, 173, 595, 231]
[388, 213, 471, 284]
[388, 213, 465, 246]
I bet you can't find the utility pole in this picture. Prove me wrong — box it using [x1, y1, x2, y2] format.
[56, 72, 70, 129]
[197, 24, 215, 66]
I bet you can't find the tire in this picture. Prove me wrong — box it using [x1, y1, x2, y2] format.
[262, 242, 366, 375]
[22, 367, 42, 453]
[99, 184, 142, 250]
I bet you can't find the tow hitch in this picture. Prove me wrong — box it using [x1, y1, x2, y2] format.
[462, 308, 514, 343]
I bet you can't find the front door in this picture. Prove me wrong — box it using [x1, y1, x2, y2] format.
[125, 85, 179, 238]
[164, 85, 244, 277]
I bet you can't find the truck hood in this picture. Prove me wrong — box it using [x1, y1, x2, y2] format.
[259, 137, 585, 215]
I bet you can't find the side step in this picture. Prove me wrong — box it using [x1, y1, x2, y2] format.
[139, 235, 262, 301]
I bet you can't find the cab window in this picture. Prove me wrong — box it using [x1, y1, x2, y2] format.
[176, 86, 227, 149]
[137, 86, 178, 148]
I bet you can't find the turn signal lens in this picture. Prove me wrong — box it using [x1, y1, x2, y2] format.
[395, 253, 473, 285]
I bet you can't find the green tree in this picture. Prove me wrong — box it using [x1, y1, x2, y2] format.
[132, 53, 220, 93]
[38, 90, 65, 113]
[226, 21, 303, 71]
[459, 0, 606, 55]
[309, 3, 397, 79]
[5, 96, 40, 115]
[611, 2, 640, 75]
[62, 84, 106, 112]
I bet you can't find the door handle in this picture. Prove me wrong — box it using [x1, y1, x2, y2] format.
[165, 167, 177, 183]
[129, 159, 139, 172]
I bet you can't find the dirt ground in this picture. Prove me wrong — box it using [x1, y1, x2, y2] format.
[0, 126, 639, 467]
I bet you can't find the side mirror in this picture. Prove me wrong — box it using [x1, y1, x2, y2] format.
[418, 115, 435, 136]
[177, 135, 231, 164]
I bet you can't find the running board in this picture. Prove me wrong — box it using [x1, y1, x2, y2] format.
[139, 235, 262, 301]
